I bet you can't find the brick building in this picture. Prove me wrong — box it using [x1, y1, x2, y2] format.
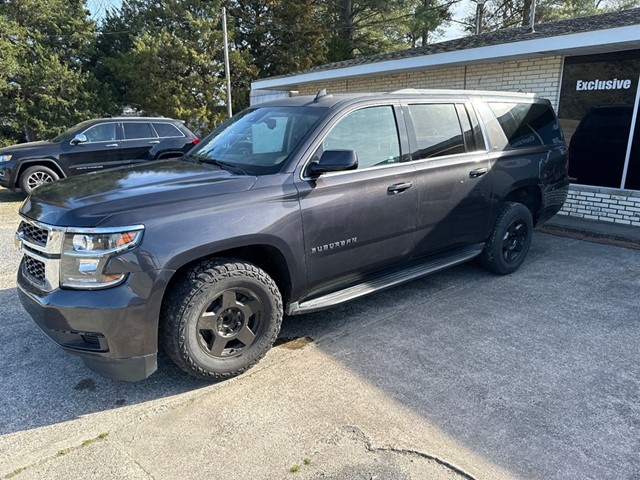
[251, 9, 640, 226]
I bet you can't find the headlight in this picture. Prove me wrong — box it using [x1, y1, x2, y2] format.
[0, 154, 12, 162]
[60, 226, 144, 289]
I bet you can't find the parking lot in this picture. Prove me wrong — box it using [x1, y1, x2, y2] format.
[1, 187, 639, 480]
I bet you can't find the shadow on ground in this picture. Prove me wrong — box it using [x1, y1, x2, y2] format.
[279, 233, 640, 480]
[2, 231, 639, 479]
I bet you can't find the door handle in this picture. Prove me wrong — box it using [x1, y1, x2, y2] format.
[469, 168, 488, 178]
[387, 182, 413, 194]
[105, 143, 119, 148]
[148, 140, 160, 144]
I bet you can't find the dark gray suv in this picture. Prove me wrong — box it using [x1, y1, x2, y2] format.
[0, 117, 198, 193]
[15, 90, 568, 381]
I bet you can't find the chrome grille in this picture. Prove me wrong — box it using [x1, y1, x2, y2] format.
[23, 255, 46, 285]
[17, 218, 65, 292]
[19, 221, 49, 247]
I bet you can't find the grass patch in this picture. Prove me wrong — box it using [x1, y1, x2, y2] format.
[4, 467, 27, 479]
[289, 465, 300, 473]
[303, 458, 312, 465]
[3, 432, 110, 479]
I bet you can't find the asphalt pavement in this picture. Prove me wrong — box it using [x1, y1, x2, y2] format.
[1, 189, 639, 479]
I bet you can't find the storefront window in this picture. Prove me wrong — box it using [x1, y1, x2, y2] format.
[558, 50, 640, 190]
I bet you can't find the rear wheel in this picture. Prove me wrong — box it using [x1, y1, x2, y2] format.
[161, 258, 283, 380]
[19, 165, 59, 194]
[478, 202, 533, 275]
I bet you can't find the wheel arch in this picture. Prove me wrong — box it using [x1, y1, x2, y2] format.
[503, 185, 543, 226]
[16, 158, 66, 186]
[162, 243, 295, 310]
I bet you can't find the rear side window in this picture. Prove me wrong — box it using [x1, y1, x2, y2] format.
[123, 122, 156, 140]
[489, 102, 563, 148]
[153, 122, 184, 138]
[321, 106, 401, 169]
[408, 104, 465, 159]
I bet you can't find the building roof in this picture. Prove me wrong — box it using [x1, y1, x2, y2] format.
[252, 8, 640, 91]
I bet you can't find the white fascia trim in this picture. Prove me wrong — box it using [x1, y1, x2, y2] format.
[252, 25, 640, 90]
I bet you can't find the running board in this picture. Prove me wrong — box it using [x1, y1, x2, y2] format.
[288, 244, 484, 315]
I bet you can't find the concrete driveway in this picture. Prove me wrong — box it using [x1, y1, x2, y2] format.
[1, 188, 639, 479]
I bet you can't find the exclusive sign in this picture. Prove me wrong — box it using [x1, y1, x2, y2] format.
[576, 78, 632, 91]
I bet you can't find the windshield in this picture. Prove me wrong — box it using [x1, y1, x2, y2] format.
[189, 106, 325, 175]
[51, 120, 96, 142]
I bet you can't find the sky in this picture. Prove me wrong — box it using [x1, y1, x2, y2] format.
[86, 0, 122, 21]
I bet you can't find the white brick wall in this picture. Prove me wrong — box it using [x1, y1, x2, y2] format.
[297, 56, 563, 108]
[559, 186, 640, 226]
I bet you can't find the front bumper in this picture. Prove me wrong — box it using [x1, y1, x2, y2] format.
[17, 268, 172, 381]
[0, 162, 17, 189]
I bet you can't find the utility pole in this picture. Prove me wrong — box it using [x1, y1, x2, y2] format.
[222, 7, 232, 117]
[475, 0, 485, 35]
[529, 0, 537, 32]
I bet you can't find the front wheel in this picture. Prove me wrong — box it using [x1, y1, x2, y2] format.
[19, 165, 59, 194]
[160, 258, 283, 380]
[478, 202, 533, 275]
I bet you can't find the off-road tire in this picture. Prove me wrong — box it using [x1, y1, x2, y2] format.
[160, 258, 283, 381]
[19, 165, 59, 194]
[478, 202, 533, 275]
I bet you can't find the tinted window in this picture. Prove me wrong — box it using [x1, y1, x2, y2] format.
[321, 106, 400, 169]
[457, 103, 484, 152]
[83, 123, 117, 142]
[153, 122, 184, 138]
[123, 122, 156, 140]
[489, 102, 563, 149]
[408, 104, 465, 159]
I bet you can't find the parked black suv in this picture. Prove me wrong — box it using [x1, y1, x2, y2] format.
[0, 117, 198, 193]
[15, 90, 568, 381]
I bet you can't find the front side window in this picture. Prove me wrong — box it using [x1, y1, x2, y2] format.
[489, 102, 564, 149]
[123, 122, 156, 140]
[82, 123, 117, 143]
[408, 104, 465, 159]
[320, 106, 401, 169]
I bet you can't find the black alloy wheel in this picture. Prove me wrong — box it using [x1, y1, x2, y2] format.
[196, 288, 265, 358]
[161, 258, 283, 380]
[501, 219, 529, 263]
[478, 202, 534, 275]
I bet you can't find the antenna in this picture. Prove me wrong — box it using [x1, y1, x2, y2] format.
[314, 89, 331, 103]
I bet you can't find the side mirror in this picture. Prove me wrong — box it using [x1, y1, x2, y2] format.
[308, 150, 358, 176]
[71, 134, 87, 145]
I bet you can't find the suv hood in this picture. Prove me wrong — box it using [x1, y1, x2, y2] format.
[21, 160, 257, 227]
[0, 140, 53, 155]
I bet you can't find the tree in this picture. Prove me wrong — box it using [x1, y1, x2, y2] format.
[0, 0, 106, 146]
[229, 0, 329, 78]
[97, 0, 255, 132]
[404, 0, 457, 47]
[464, 0, 640, 33]
[323, 0, 456, 61]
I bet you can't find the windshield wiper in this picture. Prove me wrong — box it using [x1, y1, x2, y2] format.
[195, 157, 248, 176]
